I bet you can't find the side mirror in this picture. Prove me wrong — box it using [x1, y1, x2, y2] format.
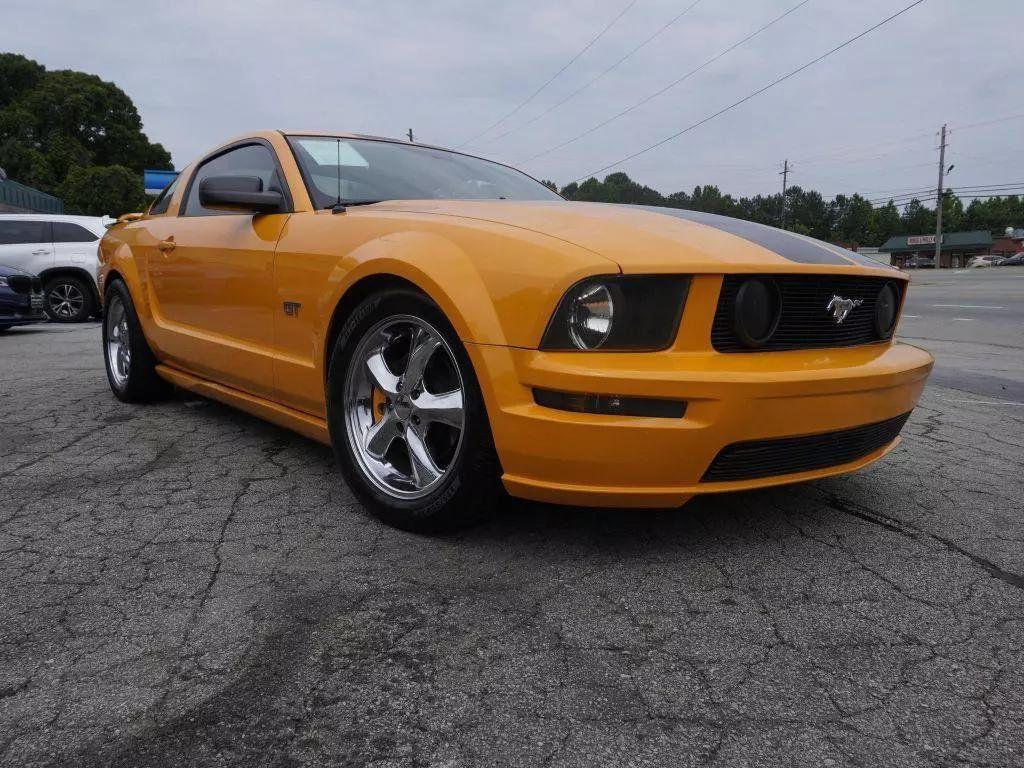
[198, 175, 283, 214]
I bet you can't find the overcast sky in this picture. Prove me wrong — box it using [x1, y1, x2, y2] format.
[3, 0, 1021, 201]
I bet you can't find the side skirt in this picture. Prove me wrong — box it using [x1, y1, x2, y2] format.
[155, 364, 331, 446]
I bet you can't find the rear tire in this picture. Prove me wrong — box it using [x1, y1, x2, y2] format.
[327, 288, 502, 533]
[44, 275, 95, 323]
[102, 279, 171, 403]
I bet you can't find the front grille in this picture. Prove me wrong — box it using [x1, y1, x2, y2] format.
[712, 274, 904, 352]
[702, 412, 911, 483]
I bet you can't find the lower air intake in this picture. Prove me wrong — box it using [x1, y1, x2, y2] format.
[702, 412, 912, 483]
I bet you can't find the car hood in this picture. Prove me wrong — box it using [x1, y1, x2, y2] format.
[0, 263, 34, 278]
[368, 200, 900, 277]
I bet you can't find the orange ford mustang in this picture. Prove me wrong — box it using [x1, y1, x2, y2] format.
[98, 131, 933, 531]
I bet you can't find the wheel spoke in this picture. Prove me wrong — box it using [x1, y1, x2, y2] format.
[364, 411, 400, 458]
[365, 352, 400, 396]
[405, 424, 442, 488]
[402, 328, 441, 392]
[414, 389, 464, 429]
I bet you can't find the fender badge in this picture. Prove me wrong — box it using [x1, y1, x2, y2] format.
[283, 301, 301, 317]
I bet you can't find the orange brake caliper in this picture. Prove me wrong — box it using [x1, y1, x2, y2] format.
[371, 387, 388, 424]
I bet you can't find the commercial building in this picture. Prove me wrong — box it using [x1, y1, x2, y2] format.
[990, 228, 1024, 257]
[879, 231, 993, 268]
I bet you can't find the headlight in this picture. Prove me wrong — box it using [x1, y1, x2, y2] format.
[874, 281, 900, 337]
[0, 277, 8, 288]
[567, 282, 613, 349]
[541, 275, 689, 351]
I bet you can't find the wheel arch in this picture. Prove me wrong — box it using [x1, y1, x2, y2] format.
[322, 257, 508, 377]
[323, 272, 425, 373]
[39, 266, 100, 310]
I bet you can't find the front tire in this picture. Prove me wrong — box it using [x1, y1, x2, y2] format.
[44, 275, 95, 323]
[102, 279, 171, 403]
[327, 289, 502, 532]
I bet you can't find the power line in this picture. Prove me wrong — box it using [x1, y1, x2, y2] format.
[868, 181, 1024, 204]
[523, 0, 813, 163]
[570, 0, 930, 183]
[454, 0, 638, 149]
[482, 0, 705, 146]
[949, 112, 1024, 133]
[869, 188, 1024, 207]
[787, 130, 936, 166]
[717, 108, 1024, 191]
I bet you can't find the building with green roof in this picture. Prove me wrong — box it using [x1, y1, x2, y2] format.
[879, 230, 993, 268]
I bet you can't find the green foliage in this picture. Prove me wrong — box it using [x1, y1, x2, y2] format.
[0, 53, 171, 215]
[61, 165, 148, 217]
[558, 174, 1023, 247]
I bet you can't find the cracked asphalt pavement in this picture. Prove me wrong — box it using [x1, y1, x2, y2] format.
[2, 270, 1023, 767]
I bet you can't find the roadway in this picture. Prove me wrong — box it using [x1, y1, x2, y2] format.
[0, 269, 1021, 767]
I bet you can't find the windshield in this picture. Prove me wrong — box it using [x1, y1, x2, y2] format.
[286, 136, 561, 207]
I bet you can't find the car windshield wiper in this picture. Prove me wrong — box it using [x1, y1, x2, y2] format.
[324, 199, 382, 210]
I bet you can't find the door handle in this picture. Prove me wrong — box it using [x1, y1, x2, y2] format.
[32, 249, 49, 255]
[157, 237, 176, 254]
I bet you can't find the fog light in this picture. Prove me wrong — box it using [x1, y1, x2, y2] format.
[533, 388, 686, 418]
[874, 282, 899, 337]
[733, 278, 781, 348]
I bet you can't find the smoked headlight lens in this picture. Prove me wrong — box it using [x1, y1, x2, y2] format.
[541, 275, 689, 351]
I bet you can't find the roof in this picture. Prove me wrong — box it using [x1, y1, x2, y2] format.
[0, 177, 64, 214]
[879, 230, 993, 252]
[0, 213, 112, 235]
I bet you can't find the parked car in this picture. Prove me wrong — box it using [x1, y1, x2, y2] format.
[0, 263, 46, 331]
[0, 214, 112, 322]
[1000, 252, 1024, 266]
[904, 255, 934, 269]
[98, 131, 933, 531]
[968, 255, 995, 268]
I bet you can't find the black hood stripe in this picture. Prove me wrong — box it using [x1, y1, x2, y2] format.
[620, 205, 857, 266]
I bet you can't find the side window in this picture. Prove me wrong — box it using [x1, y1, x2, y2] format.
[0, 220, 49, 245]
[52, 222, 99, 243]
[149, 176, 180, 216]
[184, 144, 284, 217]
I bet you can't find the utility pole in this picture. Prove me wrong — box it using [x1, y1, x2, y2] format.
[933, 124, 947, 268]
[779, 159, 790, 229]
[407, 129, 414, 142]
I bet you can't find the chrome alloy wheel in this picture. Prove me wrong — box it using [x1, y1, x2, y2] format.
[343, 315, 466, 500]
[49, 281, 85, 319]
[105, 296, 131, 388]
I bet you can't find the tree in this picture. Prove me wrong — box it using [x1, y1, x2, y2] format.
[0, 53, 171, 215]
[872, 201, 902, 244]
[61, 165, 148, 217]
[901, 199, 934, 235]
[550, 166, 1021, 246]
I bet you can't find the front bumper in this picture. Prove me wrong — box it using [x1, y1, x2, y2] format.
[468, 340, 933, 508]
[0, 292, 46, 327]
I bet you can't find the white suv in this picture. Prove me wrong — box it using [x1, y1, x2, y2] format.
[0, 214, 112, 322]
